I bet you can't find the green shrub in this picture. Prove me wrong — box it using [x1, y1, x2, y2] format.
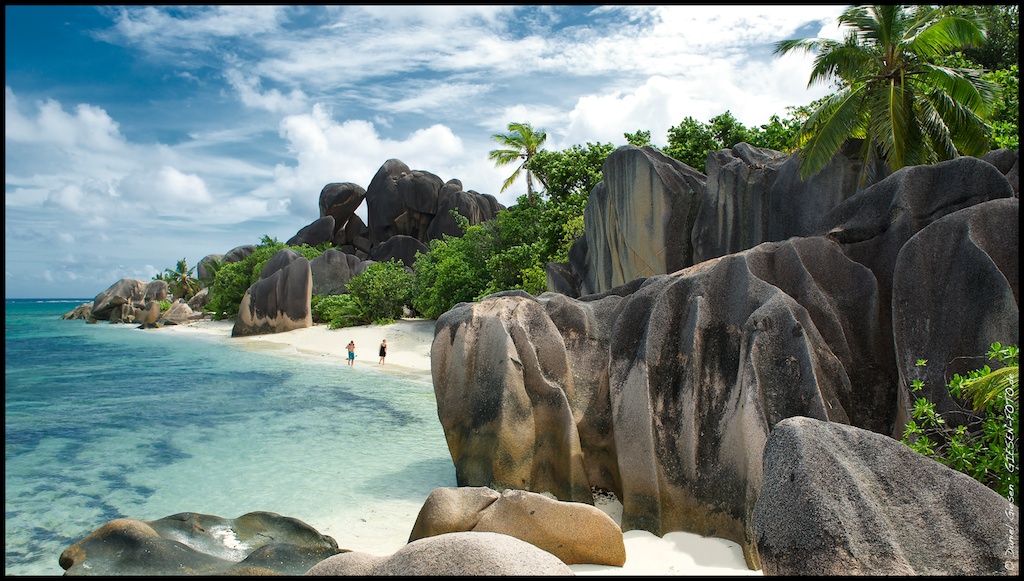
[311, 293, 368, 329]
[902, 342, 1019, 504]
[347, 259, 414, 322]
[158, 300, 172, 312]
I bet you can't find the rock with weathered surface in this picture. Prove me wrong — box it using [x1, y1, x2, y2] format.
[767, 138, 889, 243]
[426, 189, 505, 240]
[366, 159, 446, 246]
[223, 244, 256, 265]
[891, 197, 1019, 433]
[160, 299, 197, 325]
[435, 238, 870, 569]
[753, 416, 1019, 576]
[367, 234, 429, 269]
[62, 302, 93, 320]
[409, 486, 502, 540]
[432, 293, 595, 504]
[691, 143, 788, 264]
[233, 249, 312, 337]
[310, 248, 364, 296]
[982, 148, 1019, 195]
[187, 287, 209, 311]
[410, 487, 625, 566]
[819, 156, 1013, 308]
[197, 254, 223, 283]
[136, 300, 162, 328]
[91, 278, 146, 321]
[742, 236, 897, 435]
[319, 182, 366, 233]
[60, 511, 342, 576]
[305, 531, 573, 576]
[571, 145, 705, 296]
[287, 215, 335, 247]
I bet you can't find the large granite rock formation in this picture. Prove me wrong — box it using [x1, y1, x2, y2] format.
[691, 143, 788, 265]
[567, 145, 705, 297]
[367, 234, 429, 269]
[766, 138, 889, 243]
[891, 197, 1019, 433]
[319, 182, 366, 235]
[434, 232, 892, 568]
[817, 156, 1015, 436]
[91, 278, 168, 323]
[305, 531, 573, 576]
[432, 150, 1019, 572]
[409, 486, 626, 566]
[232, 248, 312, 337]
[59, 511, 343, 576]
[753, 416, 1018, 576]
[427, 188, 504, 240]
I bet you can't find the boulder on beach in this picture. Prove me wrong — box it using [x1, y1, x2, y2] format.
[305, 531, 573, 576]
[59, 511, 343, 576]
[410, 486, 626, 566]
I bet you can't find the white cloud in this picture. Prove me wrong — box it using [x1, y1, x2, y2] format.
[224, 68, 308, 114]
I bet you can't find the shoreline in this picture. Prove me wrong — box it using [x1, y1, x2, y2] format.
[155, 317, 761, 576]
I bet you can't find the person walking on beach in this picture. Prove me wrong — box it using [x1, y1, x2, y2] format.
[346, 341, 355, 366]
[378, 339, 387, 365]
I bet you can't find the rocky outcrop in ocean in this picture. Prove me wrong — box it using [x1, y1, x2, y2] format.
[59, 511, 344, 575]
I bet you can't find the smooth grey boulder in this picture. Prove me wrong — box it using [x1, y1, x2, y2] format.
[196, 254, 223, 283]
[60, 511, 342, 576]
[310, 248, 363, 296]
[233, 249, 312, 337]
[222, 244, 256, 265]
[753, 416, 1019, 576]
[305, 531, 573, 576]
[367, 234, 429, 269]
[891, 197, 1019, 434]
[287, 215, 335, 247]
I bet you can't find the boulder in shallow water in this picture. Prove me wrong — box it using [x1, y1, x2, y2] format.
[59, 511, 343, 576]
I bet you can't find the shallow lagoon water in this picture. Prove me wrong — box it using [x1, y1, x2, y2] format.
[5, 299, 455, 576]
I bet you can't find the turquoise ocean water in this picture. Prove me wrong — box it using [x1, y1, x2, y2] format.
[4, 299, 456, 576]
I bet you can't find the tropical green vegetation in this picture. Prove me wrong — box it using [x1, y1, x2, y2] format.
[902, 343, 1019, 504]
[345, 259, 414, 325]
[489, 121, 548, 202]
[153, 258, 200, 301]
[774, 5, 1001, 181]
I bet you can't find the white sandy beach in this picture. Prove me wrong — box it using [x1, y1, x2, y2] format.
[161, 318, 762, 576]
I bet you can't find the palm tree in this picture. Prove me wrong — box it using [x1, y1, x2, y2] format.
[774, 5, 999, 181]
[163, 258, 200, 301]
[488, 121, 548, 202]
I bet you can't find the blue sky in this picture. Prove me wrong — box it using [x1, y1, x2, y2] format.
[5, 5, 847, 299]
